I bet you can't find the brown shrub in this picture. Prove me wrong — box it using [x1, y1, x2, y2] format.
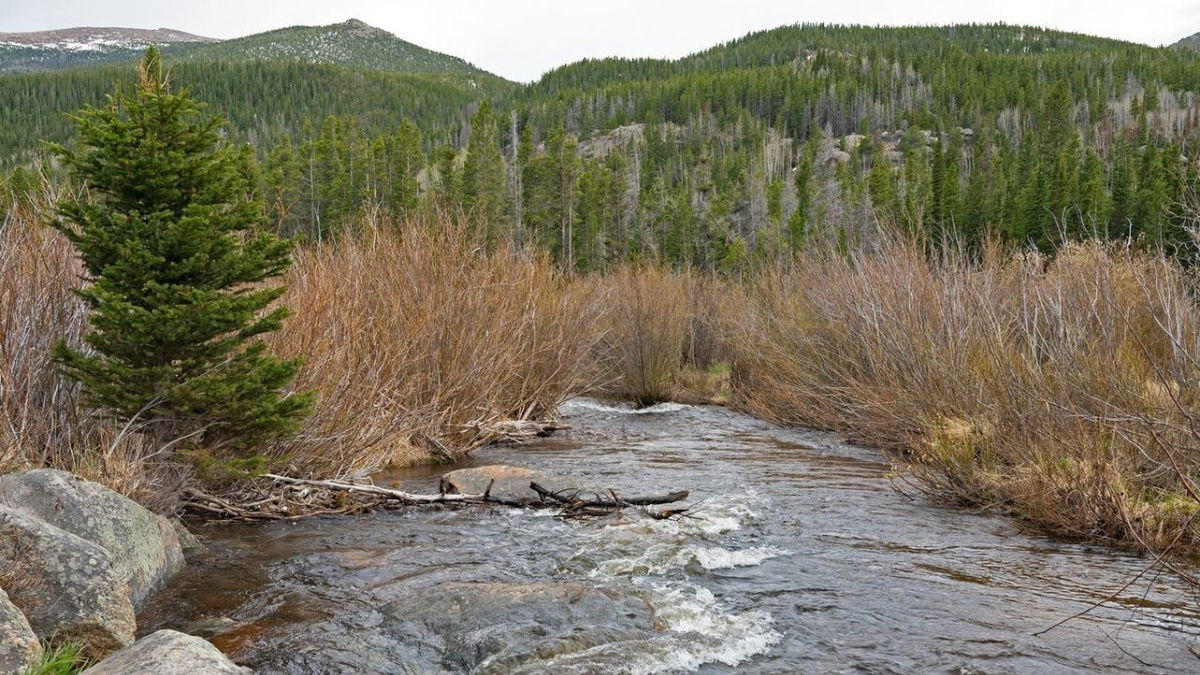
[265, 214, 602, 477]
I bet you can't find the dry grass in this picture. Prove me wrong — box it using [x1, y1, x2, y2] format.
[727, 239, 1200, 557]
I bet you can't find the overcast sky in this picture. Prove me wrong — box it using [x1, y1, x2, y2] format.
[3, 1, 1200, 82]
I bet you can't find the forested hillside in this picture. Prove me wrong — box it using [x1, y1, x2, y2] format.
[5, 21, 1200, 268]
[170, 19, 501, 81]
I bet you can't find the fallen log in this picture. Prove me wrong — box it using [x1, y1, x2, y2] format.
[182, 473, 690, 522]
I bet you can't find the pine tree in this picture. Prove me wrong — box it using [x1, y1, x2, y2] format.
[461, 101, 507, 240]
[50, 48, 312, 464]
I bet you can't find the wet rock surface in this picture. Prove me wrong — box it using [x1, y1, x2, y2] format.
[439, 464, 584, 502]
[380, 581, 661, 673]
[84, 629, 250, 674]
[0, 469, 184, 608]
[0, 587, 41, 673]
[0, 506, 136, 659]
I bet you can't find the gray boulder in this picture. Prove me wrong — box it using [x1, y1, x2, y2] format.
[84, 629, 250, 674]
[0, 587, 42, 673]
[440, 465, 586, 502]
[381, 582, 661, 673]
[0, 507, 136, 659]
[0, 469, 184, 608]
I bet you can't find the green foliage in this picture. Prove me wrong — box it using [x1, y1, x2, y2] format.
[23, 642, 87, 675]
[7, 22, 1200, 268]
[50, 47, 312, 460]
[461, 101, 507, 239]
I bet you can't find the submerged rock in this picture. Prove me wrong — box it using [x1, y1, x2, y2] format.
[0, 469, 185, 608]
[439, 465, 589, 502]
[380, 581, 661, 673]
[84, 629, 250, 674]
[0, 587, 42, 673]
[0, 507, 136, 658]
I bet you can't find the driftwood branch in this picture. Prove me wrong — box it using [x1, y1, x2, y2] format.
[260, 474, 532, 507]
[182, 474, 690, 522]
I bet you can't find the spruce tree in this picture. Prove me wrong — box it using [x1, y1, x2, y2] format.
[50, 47, 312, 462]
[461, 101, 507, 240]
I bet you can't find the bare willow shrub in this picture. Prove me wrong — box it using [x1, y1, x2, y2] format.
[588, 265, 691, 406]
[268, 215, 601, 477]
[728, 240, 1200, 555]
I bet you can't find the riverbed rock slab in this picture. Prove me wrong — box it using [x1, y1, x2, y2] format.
[0, 586, 42, 673]
[380, 581, 661, 672]
[0, 469, 185, 608]
[0, 506, 136, 659]
[84, 629, 250, 674]
[439, 465, 589, 502]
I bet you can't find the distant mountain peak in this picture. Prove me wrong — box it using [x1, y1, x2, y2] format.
[0, 26, 215, 48]
[334, 18, 393, 38]
[0, 26, 217, 73]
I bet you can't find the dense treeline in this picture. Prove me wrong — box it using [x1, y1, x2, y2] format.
[4, 23, 1200, 267]
[0, 60, 512, 165]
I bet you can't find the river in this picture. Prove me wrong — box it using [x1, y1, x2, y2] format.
[141, 399, 1200, 673]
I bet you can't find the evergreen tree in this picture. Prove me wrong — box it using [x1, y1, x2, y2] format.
[461, 101, 507, 239]
[50, 48, 312, 463]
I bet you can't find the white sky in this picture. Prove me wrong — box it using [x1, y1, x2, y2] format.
[3, 0, 1199, 82]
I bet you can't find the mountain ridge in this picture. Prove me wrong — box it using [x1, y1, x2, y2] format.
[171, 19, 505, 83]
[0, 19, 508, 84]
[0, 26, 215, 73]
[0, 26, 215, 47]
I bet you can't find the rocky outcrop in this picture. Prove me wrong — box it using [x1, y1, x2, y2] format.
[0, 587, 41, 673]
[84, 629, 250, 674]
[0, 469, 185, 608]
[380, 582, 661, 673]
[440, 465, 583, 502]
[0, 507, 136, 658]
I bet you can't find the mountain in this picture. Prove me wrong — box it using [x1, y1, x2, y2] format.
[0, 19, 515, 165]
[0, 27, 214, 73]
[173, 19, 504, 84]
[3, 21, 1200, 267]
[1173, 31, 1200, 49]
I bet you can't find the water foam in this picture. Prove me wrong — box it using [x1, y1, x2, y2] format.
[632, 583, 781, 672]
[691, 545, 790, 570]
[560, 399, 692, 415]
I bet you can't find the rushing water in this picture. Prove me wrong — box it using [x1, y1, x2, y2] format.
[142, 399, 1200, 673]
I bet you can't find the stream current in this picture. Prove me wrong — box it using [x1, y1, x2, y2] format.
[142, 399, 1200, 673]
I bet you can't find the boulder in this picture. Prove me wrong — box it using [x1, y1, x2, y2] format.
[439, 465, 583, 502]
[381, 582, 661, 673]
[0, 587, 42, 673]
[0, 507, 136, 659]
[0, 469, 184, 608]
[84, 629, 250, 674]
